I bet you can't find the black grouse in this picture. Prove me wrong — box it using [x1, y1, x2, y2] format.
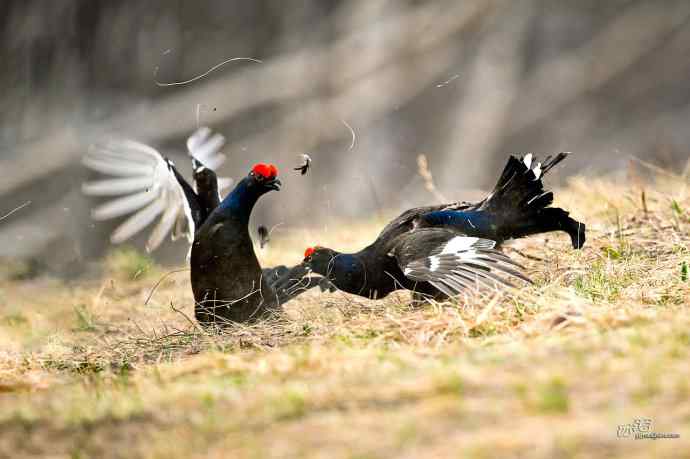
[190, 163, 284, 325]
[276, 153, 585, 300]
[84, 129, 294, 324]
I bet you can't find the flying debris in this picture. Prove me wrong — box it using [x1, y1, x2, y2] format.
[258, 225, 270, 248]
[294, 154, 312, 175]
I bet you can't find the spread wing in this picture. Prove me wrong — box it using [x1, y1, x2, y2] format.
[83, 140, 197, 252]
[82, 127, 230, 252]
[393, 228, 531, 297]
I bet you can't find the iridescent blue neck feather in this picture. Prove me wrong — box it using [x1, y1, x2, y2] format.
[216, 177, 263, 223]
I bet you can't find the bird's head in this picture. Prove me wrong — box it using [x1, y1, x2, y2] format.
[248, 163, 281, 193]
[302, 246, 337, 276]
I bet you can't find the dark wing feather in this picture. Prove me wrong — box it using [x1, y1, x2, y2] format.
[373, 200, 476, 249]
[266, 263, 333, 303]
[262, 265, 290, 286]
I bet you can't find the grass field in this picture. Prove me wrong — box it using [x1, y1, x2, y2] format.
[1, 168, 690, 459]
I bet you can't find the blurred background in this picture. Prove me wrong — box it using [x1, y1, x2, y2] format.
[2, 0, 690, 273]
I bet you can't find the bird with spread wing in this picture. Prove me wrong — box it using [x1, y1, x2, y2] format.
[82, 127, 233, 253]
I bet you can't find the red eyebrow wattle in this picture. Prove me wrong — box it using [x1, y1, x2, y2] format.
[252, 163, 278, 179]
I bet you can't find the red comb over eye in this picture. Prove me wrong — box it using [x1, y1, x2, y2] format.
[252, 163, 278, 179]
[304, 247, 316, 258]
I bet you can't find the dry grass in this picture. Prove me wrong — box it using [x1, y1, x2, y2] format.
[2, 167, 690, 458]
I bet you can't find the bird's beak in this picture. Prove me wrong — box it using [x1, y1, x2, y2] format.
[265, 178, 281, 191]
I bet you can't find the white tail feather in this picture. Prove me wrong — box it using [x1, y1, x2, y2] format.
[523, 153, 533, 169]
[193, 133, 225, 160]
[187, 127, 212, 152]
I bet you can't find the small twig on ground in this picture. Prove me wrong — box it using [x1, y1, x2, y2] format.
[170, 301, 206, 334]
[144, 268, 190, 305]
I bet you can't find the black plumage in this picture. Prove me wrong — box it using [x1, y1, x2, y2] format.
[190, 163, 284, 325]
[175, 160, 308, 323]
[275, 153, 585, 300]
[166, 159, 210, 230]
[191, 160, 221, 216]
[83, 129, 296, 325]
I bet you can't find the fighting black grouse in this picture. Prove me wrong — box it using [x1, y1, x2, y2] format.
[276, 153, 585, 300]
[84, 129, 293, 324]
[190, 163, 284, 325]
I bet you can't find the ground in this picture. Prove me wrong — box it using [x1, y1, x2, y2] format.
[1, 168, 689, 459]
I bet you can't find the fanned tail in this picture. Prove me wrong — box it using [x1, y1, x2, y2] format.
[480, 153, 586, 248]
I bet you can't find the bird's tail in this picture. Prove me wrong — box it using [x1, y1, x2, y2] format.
[479, 153, 586, 248]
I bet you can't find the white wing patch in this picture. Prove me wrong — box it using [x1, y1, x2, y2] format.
[403, 237, 530, 296]
[439, 236, 494, 255]
[429, 255, 441, 272]
[84, 140, 189, 252]
[83, 127, 230, 253]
